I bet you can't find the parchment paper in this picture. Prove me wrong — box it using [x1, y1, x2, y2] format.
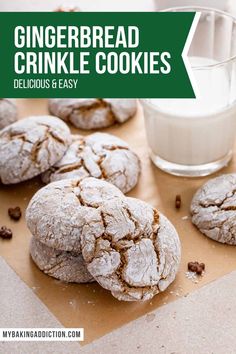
[1, 99, 236, 344]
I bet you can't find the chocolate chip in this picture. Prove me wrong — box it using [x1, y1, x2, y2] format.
[175, 195, 181, 209]
[195, 265, 203, 275]
[199, 263, 205, 271]
[8, 206, 22, 221]
[188, 261, 205, 275]
[0, 226, 13, 239]
[188, 262, 197, 272]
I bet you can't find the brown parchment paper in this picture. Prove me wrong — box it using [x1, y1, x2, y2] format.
[1, 99, 236, 345]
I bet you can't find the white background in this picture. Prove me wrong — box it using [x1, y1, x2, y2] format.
[0, 0, 235, 13]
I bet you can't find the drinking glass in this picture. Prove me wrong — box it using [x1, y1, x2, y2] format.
[141, 7, 236, 177]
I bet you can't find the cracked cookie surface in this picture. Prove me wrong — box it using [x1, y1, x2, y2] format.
[191, 174, 236, 244]
[26, 177, 124, 253]
[30, 237, 94, 283]
[26, 177, 180, 301]
[81, 197, 181, 301]
[0, 115, 71, 184]
[0, 99, 17, 129]
[42, 132, 141, 193]
[48, 99, 137, 130]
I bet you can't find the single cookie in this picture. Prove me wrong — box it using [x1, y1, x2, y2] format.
[30, 237, 94, 283]
[0, 99, 17, 130]
[48, 99, 137, 130]
[191, 174, 236, 245]
[81, 197, 181, 301]
[0, 115, 71, 184]
[26, 177, 124, 253]
[42, 132, 141, 193]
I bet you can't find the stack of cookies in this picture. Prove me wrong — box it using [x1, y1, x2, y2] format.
[26, 177, 181, 301]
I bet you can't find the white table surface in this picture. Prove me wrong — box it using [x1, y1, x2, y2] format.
[1, 0, 235, 15]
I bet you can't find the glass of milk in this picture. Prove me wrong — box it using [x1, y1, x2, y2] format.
[141, 7, 236, 177]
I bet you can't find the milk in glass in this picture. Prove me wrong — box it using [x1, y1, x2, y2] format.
[143, 56, 236, 167]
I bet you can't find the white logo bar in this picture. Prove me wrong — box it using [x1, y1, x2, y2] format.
[0, 328, 84, 341]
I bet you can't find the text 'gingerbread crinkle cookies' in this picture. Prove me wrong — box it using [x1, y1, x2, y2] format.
[191, 174, 236, 245]
[0, 116, 71, 184]
[26, 177, 181, 301]
[48, 99, 137, 130]
[0, 99, 17, 129]
[42, 132, 141, 193]
[30, 237, 94, 283]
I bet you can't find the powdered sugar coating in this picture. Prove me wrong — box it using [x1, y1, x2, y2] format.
[48, 99, 137, 130]
[0, 99, 17, 129]
[81, 197, 181, 301]
[42, 132, 141, 193]
[26, 178, 123, 253]
[191, 173, 236, 245]
[30, 237, 94, 283]
[0, 115, 71, 184]
[26, 177, 180, 301]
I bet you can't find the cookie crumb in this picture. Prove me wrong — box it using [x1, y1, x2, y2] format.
[55, 5, 80, 12]
[185, 271, 199, 283]
[0, 226, 13, 239]
[8, 206, 22, 221]
[175, 195, 181, 209]
[182, 215, 189, 220]
[188, 261, 205, 276]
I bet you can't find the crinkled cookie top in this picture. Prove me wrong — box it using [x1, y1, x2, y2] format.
[0, 115, 71, 184]
[81, 197, 181, 301]
[48, 99, 137, 130]
[26, 177, 123, 252]
[42, 132, 141, 193]
[26, 177, 181, 301]
[191, 173, 236, 245]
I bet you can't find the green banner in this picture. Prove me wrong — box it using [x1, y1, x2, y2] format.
[0, 12, 197, 98]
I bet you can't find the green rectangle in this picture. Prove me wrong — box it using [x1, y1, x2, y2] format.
[0, 12, 196, 98]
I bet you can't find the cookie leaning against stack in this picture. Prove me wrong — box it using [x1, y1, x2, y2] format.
[42, 132, 141, 194]
[26, 177, 181, 301]
[48, 99, 137, 130]
[0, 115, 71, 184]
